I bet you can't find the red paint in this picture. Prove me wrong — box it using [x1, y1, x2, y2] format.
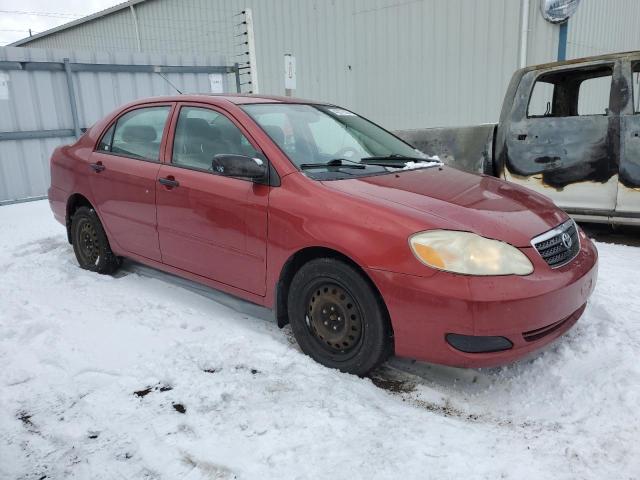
[48, 95, 598, 368]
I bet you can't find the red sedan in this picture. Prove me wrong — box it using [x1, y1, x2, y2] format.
[48, 95, 598, 375]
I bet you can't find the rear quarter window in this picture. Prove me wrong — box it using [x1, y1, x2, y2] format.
[97, 124, 115, 152]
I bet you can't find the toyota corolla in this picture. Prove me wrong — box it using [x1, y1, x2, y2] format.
[48, 95, 598, 375]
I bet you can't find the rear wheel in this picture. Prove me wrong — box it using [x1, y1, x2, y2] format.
[287, 258, 392, 376]
[71, 206, 121, 274]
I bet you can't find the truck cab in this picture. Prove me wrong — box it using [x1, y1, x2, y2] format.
[397, 51, 640, 226]
[496, 51, 640, 225]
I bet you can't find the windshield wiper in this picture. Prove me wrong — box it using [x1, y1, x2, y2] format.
[359, 154, 432, 167]
[299, 158, 366, 170]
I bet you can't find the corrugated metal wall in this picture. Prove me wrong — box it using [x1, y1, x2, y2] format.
[346, 0, 521, 128]
[566, 0, 640, 58]
[21, 0, 239, 58]
[527, 0, 640, 64]
[14, 0, 640, 130]
[26, 7, 141, 52]
[0, 46, 232, 203]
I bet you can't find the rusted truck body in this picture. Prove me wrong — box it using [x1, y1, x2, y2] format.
[396, 51, 640, 226]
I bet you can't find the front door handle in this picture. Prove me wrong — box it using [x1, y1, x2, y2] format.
[158, 177, 180, 188]
[517, 134, 527, 141]
[89, 161, 105, 172]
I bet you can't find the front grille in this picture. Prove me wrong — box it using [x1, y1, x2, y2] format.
[531, 219, 580, 268]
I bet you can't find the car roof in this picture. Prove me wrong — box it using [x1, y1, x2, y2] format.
[129, 93, 331, 106]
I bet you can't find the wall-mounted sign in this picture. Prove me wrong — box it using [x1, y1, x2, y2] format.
[209, 73, 224, 94]
[284, 54, 296, 90]
[540, 0, 581, 24]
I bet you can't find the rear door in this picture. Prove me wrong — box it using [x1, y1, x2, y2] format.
[156, 103, 269, 295]
[89, 104, 172, 261]
[616, 59, 640, 217]
[504, 62, 619, 214]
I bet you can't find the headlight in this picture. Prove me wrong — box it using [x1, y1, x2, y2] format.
[409, 230, 533, 276]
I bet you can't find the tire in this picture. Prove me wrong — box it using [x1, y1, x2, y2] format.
[71, 206, 121, 274]
[287, 258, 392, 376]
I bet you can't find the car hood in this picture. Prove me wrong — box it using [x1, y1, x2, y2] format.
[321, 166, 568, 247]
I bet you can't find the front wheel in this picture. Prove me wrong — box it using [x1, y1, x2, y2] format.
[71, 206, 121, 274]
[287, 258, 392, 376]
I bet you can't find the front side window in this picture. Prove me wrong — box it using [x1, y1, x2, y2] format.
[110, 106, 170, 161]
[528, 81, 555, 117]
[241, 104, 428, 178]
[172, 106, 259, 171]
[527, 65, 612, 118]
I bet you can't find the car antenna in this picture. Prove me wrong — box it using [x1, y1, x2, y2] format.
[156, 72, 183, 94]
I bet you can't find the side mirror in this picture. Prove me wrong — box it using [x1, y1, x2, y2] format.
[212, 154, 268, 181]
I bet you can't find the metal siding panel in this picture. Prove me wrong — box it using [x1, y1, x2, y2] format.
[526, 0, 559, 66]
[567, 0, 640, 59]
[23, 8, 138, 52]
[346, 0, 521, 129]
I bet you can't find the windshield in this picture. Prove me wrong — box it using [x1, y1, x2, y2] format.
[241, 103, 439, 179]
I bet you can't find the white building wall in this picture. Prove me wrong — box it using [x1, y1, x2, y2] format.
[566, 0, 640, 58]
[13, 0, 640, 129]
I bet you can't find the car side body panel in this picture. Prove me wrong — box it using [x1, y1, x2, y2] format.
[89, 150, 163, 261]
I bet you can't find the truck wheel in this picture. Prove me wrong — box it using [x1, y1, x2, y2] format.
[287, 258, 392, 376]
[71, 206, 121, 274]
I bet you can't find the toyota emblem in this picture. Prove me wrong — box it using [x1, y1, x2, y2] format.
[561, 232, 572, 249]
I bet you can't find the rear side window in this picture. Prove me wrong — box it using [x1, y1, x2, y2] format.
[578, 75, 612, 115]
[528, 81, 555, 117]
[109, 106, 170, 161]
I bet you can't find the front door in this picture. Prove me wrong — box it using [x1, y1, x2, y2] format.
[617, 60, 640, 216]
[504, 62, 619, 214]
[88, 104, 172, 261]
[156, 104, 269, 296]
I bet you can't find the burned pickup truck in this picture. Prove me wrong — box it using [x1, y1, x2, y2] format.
[396, 51, 640, 226]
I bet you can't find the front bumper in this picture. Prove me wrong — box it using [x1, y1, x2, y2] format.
[366, 229, 598, 368]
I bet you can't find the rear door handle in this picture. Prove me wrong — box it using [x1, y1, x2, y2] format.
[158, 177, 179, 188]
[89, 161, 105, 172]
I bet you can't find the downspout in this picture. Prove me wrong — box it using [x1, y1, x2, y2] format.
[557, 21, 568, 61]
[130, 5, 142, 52]
[519, 0, 530, 68]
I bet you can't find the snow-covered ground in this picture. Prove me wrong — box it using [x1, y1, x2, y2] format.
[1, 200, 639, 480]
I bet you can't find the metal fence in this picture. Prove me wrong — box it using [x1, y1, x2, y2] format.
[0, 46, 239, 204]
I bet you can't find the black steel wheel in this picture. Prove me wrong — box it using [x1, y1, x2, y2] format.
[306, 282, 363, 355]
[71, 206, 121, 274]
[287, 258, 392, 375]
[76, 218, 100, 266]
